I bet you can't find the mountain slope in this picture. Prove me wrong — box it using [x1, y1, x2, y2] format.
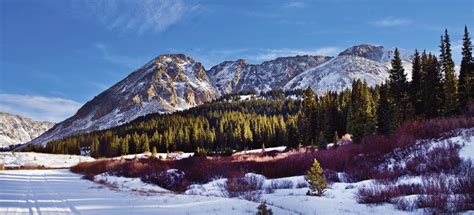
[284, 45, 413, 93]
[208, 45, 413, 95]
[0, 112, 54, 148]
[26, 44, 413, 147]
[27, 54, 218, 146]
[207, 55, 332, 95]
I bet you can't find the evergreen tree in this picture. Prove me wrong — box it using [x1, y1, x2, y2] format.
[306, 159, 328, 196]
[410, 49, 424, 115]
[376, 84, 394, 134]
[286, 116, 301, 148]
[141, 134, 150, 152]
[333, 131, 339, 145]
[152, 146, 157, 157]
[459, 25, 474, 111]
[441, 29, 458, 115]
[300, 87, 318, 146]
[256, 202, 273, 215]
[423, 54, 444, 118]
[347, 80, 376, 143]
[388, 48, 412, 127]
[120, 140, 129, 156]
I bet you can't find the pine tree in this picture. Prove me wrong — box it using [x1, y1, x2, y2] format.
[286, 116, 301, 148]
[347, 80, 376, 143]
[410, 49, 424, 115]
[300, 87, 318, 146]
[306, 159, 328, 196]
[376, 84, 394, 134]
[141, 134, 150, 153]
[441, 29, 458, 115]
[388, 48, 412, 127]
[120, 140, 129, 156]
[459, 25, 473, 111]
[423, 54, 444, 118]
[91, 138, 100, 157]
[257, 202, 273, 215]
[152, 146, 157, 157]
[333, 131, 339, 145]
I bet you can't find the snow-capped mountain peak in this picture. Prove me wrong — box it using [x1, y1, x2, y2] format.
[339, 44, 413, 62]
[0, 112, 54, 148]
[27, 54, 218, 146]
[25, 44, 415, 147]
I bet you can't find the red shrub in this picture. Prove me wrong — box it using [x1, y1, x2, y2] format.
[356, 182, 423, 204]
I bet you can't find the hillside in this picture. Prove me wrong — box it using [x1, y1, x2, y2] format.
[0, 112, 54, 148]
[25, 44, 412, 148]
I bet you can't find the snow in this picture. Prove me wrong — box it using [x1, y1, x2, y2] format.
[184, 173, 417, 214]
[94, 173, 169, 193]
[186, 178, 228, 197]
[116, 152, 194, 160]
[233, 146, 287, 155]
[0, 152, 95, 168]
[457, 128, 474, 161]
[0, 170, 290, 214]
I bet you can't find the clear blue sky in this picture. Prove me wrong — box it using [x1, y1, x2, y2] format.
[0, 0, 473, 122]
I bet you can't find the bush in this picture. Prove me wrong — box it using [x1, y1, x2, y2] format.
[225, 174, 264, 202]
[81, 174, 95, 181]
[356, 182, 423, 204]
[306, 159, 328, 196]
[269, 180, 294, 190]
[256, 202, 273, 215]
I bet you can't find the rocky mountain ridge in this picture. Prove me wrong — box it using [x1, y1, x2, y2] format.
[25, 44, 413, 147]
[0, 112, 54, 148]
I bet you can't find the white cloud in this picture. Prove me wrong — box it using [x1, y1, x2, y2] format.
[284, 1, 307, 8]
[74, 0, 192, 34]
[250, 47, 341, 62]
[371, 17, 411, 27]
[0, 94, 82, 123]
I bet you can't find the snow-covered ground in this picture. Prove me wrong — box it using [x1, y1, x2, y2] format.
[185, 173, 416, 214]
[115, 152, 194, 160]
[0, 170, 290, 214]
[0, 128, 471, 214]
[0, 152, 95, 168]
[0, 169, 417, 215]
[233, 146, 287, 155]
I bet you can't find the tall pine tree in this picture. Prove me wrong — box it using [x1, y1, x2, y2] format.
[299, 87, 318, 146]
[347, 80, 376, 143]
[376, 84, 394, 134]
[459, 25, 473, 111]
[440, 29, 458, 116]
[423, 53, 444, 118]
[410, 49, 424, 115]
[388, 48, 412, 127]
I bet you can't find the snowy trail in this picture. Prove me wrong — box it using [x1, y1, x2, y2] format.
[0, 170, 289, 215]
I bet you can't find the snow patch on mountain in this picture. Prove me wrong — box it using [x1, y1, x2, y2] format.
[26, 54, 218, 147]
[0, 113, 54, 148]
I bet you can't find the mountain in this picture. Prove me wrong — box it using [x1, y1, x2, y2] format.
[26, 44, 413, 147]
[209, 44, 413, 95]
[284, 45, 413, 94]
[27, 54, 218, 147]
[0, 112, 54, 148]
[207, 55, 332, 95]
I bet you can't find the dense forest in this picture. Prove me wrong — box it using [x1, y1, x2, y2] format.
[25, 27, 474, 158]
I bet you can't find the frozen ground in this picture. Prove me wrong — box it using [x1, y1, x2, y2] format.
[0, 170, 289, 215]
[0, 170, 415, 215]
[116, 152, 194, 160]
[0, 152, 95, 168]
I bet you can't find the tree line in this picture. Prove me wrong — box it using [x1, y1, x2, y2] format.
[25, 27, 473, 157]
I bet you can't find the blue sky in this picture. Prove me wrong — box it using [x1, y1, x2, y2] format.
[0, 0, 473, 122]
